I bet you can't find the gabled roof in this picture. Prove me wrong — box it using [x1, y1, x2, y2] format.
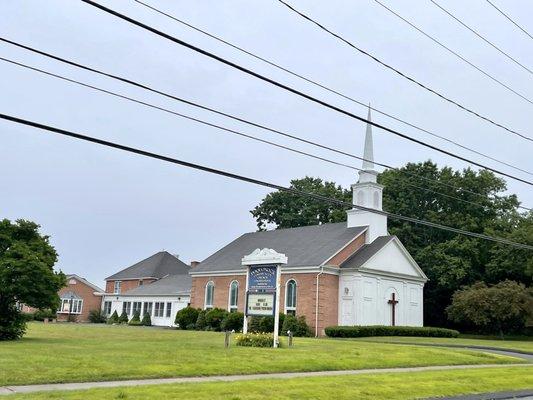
[121, 274, 191, 296]
[339, 236, 395, 269]
[105, 251, 190, 280]
[192, 223, 367, 274]
[66, 274, 104, 293]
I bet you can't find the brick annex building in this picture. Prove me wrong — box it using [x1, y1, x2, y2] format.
[190, 111, 428, 336]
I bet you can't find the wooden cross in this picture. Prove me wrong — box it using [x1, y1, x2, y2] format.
[387, 293, 399, 326]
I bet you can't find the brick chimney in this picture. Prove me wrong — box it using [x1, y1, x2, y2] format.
[190, 261, 200, 268]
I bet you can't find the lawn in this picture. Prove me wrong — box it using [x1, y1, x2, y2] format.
[353, 335, 533, 353]
[9, 366, 533, 400]
[0, 323, 523, 386]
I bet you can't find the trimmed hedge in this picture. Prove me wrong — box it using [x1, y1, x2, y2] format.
[175, 307, 200, 329]
[324, 325, 459, 338]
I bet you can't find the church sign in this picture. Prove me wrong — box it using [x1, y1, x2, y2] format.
[246, 292, 276, 316]
[248, 265, 277, 292]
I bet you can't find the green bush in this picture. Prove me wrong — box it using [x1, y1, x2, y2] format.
[107, 310, 119, 325]
[249, 314, 285, 334]
[33, 309, 56, 321]
[0, 305, 27, 340]
[221, 312, 244, 332]
[141, 312, 152, 326]
[204, 308, 229, 331]
[324, 325, 460, 338]
[235, 332, 277, 348]
[128, 310, 141, 326]
[118, 310, 129, 324]
[175, 307, 200, 329]
[20, 313, 35, 322]
[195, 309, 208, 330]
[88, 309, 107, 323]
[281, 315, 312, 337]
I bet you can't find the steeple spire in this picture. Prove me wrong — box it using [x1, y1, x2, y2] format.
[362, 105, 374, 170]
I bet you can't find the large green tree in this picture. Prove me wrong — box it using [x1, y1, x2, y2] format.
[251, 162, 531, 327]
[0, 219, 65, 340]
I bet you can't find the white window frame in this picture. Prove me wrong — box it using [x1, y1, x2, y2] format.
[285, 279, 297, 315]
[143, 302, 153, 316]
[132, 301, 142, 315]
[114, 281, 122, 294]
[59, 298, 83, 314]
[154, 302, 164, 317]
[103, 301, 112, 316]
[166, 302, 172, 318]
[204, 281, 214, 309]
[122, 301, 131, 315]
[228, 280, 239, 312]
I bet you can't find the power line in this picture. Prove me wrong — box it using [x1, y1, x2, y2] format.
[429, 0, 533, 75]
[3, 38, 529, 208]
[128, 1, 532, 177]
[275, 0, 533, 142]
[484, 0, 533, 42]
[1, 111, 531, 250]
[77, 0, 533, 185]
[4, 56, 521, 214]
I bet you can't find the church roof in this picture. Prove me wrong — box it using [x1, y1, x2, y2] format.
[339, 235, 395, 269]
[121, 273, 191, 296]
[192, 223, 367, 273]
[105, 251, 191, 280]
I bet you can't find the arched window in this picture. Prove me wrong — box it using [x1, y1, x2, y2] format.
[228, 280, 239, 312]
[357, 191, 365, 206]
[204, 281, 214, 310]
[285, 279, 297, 315]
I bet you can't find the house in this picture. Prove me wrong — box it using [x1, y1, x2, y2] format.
[189, 108, 428, 336]
[101, 251, 192, 326]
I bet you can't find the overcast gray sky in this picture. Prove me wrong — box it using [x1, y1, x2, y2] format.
[1, 0, 532, 288]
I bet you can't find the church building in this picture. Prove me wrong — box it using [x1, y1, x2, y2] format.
[189, 109, 428, 336]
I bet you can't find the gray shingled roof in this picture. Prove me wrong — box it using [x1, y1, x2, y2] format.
[105, 251, 190, 280]
[121, 274, 191, 296]
[340, 235, 395, 269]
[193, 223, 367, 273]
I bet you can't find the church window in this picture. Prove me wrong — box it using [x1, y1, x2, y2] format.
[205, 281, 214, 309]
[285, 279, 297, 315]
[228, 280, 239, 312]
[373, 191, 379, 208]
[357, 191, 365, 206]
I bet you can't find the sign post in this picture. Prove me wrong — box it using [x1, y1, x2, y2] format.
[241, 248, 288, 348]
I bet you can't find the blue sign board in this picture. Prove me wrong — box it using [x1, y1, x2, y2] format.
[248, 265, 277, 292]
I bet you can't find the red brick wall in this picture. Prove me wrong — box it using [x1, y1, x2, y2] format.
[105, 279, 156, 294]
[190, 271, 339, 336]
[326, 232, 366, 266]
[56, 278, 102, 322]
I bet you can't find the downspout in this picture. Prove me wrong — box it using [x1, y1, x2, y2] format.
[315, 266, 324, 337]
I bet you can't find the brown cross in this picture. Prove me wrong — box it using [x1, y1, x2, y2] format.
[388, 293, 399, 326]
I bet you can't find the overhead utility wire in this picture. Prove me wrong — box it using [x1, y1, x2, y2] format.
[484, 0, 533, 42]
[3, 56, 517, 213]
[275, 0, 533, 142]
[1, 112, 531, 250]
[77, 0, 533, 186]
[129, 1, 532, 177]
[3, 38, 528, 206]
[429, 0, 533, 76]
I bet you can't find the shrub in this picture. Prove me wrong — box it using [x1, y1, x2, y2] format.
[0, 305, 27, 341]
[107, 310, 119, 325]
[281, 315, 312, 337]
[221, 312, 244, 332]
[33, 309, 56, 322]
[195, 309, 208, 330]
[324, 325, 459, 338]
[175, 307, 200, 329]
[249, 314, 285, 334]
[141, 312, 152, 326]
[204, 308, 229, 331]
[67, 313, 78, 323]
[235, 333, 276, 348]
[21, 313, 35, 322]
[88, 309, 107, 323]
[118, 310, 129, 324]
[128, 311, 141, 326]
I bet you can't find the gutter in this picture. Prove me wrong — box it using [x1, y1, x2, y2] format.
[315, 266, 324, 337]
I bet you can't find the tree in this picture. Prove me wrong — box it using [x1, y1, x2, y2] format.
[447, 281, 533, 337]
[128, 310, 141, 326]
[175, 307, 199, 329]
[107, 310, 119, 325]
[0, 219, 65, 340]
[141, 312, 152, 326]
[118, 310, 129, 324]
[251, 177, 351, 230]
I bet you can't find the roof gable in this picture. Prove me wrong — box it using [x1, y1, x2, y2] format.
[105, 251, 191, 280]
[121, 274, 191, 296]
[193, 223, 367, 274]
[66, 274, 104, 293]
[341, 236, 427, 281]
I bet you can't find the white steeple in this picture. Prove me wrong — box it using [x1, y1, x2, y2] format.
[346, 105, 388, 243]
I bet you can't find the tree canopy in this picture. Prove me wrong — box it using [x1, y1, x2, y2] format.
[0, 219, 65, 340]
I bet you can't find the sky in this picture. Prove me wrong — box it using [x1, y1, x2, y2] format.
[1, 0, 532, 288]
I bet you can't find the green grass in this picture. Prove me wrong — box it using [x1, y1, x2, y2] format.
[352, 335, 533, 353]
[9, 367, 533, 400]
[0, 323, 524, 386]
